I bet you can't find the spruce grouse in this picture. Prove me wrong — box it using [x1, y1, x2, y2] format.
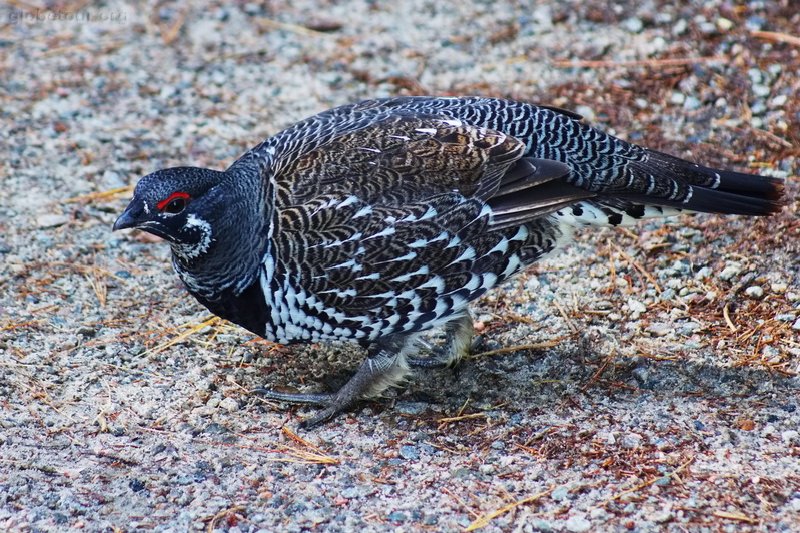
[114, 96, 785, 426]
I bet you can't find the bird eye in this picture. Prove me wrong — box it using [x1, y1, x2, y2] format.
[157, 191, 191, 214]
[164, 197, 186, 214]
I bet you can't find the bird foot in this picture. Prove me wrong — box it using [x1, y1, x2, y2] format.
[251, 387, 352, 428]
[252, 335, 411, 428]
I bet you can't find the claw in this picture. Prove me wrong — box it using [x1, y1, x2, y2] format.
[251, 387, 334, 405]
[299, 406, 341, 429]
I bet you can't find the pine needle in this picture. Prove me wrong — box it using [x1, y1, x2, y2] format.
[712, 510, 758, 524]
[595, 456, 694, 508]
[254, 16, 336, 38]
[552, 56, 725, 69]
[471, 338, 566, 359]
[750, 30, 800, 47]
[465, 487, 553, 531]
[143, 316, 222, 356]
[64, 186, 133, 204]
[723, 303, 738, 332]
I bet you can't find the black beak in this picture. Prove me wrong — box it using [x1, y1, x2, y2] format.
[113, 199, 143, 231]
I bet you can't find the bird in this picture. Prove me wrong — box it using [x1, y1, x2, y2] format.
[113, 96, 785, 427]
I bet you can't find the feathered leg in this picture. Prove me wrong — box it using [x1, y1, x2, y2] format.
[408, 312, 475, 368]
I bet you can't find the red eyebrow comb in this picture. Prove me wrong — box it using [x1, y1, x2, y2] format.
[157, 191, 190, 211]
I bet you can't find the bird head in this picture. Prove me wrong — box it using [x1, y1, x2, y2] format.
[113, 167, 227, 262]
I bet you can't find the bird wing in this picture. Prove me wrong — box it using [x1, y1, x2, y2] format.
[261, 113, 594, 338]
[276, 112, 576, 205]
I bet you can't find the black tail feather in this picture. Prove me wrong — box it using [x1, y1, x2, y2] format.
[632, 150, 785, 216]
[625, 187, 781, 216]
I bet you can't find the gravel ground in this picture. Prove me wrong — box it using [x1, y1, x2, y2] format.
[1, 1, 799, 531]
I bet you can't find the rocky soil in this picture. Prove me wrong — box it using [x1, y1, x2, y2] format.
[1, 1, 798, 531]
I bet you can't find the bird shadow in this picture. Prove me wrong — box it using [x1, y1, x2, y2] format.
[250, 337, 798, 427]
[408, 345, 798, 416]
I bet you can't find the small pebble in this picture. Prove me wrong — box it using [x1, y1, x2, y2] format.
[76, 326, 96, 337]
[532, 519, 552, 532]
[564, 515, 592, 532]
[771, 282, 788, 293]
[36, 213, 69, 228]
[671, 259, 691, 275]
[719, 263, 742, 281]
[622, 433, 642, 449]
[792, 318, 800, 331]
[716, 17, 733, 31]
[478, 464, 495, 474]
[622, 17, 643, 33]
[647, 323, 672, 337]
[769, 94, 787, 108]
[218, 397, 239, 412]
[670, 92, 685, 105]
[340, 487, 360, 499]
[589, 507, 606, 519]
[752, 84, 771, 98]
[750, 102, 766, 116]
[399, 445, 419, 460]
[551, 486, 570, 501]
[627, 298, 646, 317]
[395, 402, 427, 415]
[683, 96, 701, 110]
[574, 105, 596, 122]
[745, 286, 764, 299]
[678, 322, 701, 336]
[698, 21, 716, 34]
[745, 16, 765, 31]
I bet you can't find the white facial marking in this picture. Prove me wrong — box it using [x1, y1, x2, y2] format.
[173, 214, 212, 261]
